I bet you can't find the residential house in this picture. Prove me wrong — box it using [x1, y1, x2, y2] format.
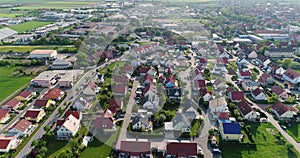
[8, 119, 33, 137]
[199, 58, 208, 67]
[258, 73, 274, 86]
[142, 90, 159, 110]
[257, 54, 271, 67]
[24, 109, 45, 122]
[209, 97, 228, 119]
[167, 88, 182, 100]
[265, 48, 294, 58]
[165, 113, 191, 137]
[0, 109, 9, 123]
[271, 85, 289, 101]
[72, 97, 92, 111]
[56, 114, 80, 140]
[141, 74, 153, 86]
[0, 136, 18, 153]
[33, 99, 52, 109]
[193, 79, 206, 91]
[268, 62, 285, 75]
[238, 69, 252, 80]
[282, 68, 300, 87]
[131, 113, 152, 131]
[83, 81, 100, 96]
[182, 106, 197, 120]
[2, 98, 21, 109]
[119, 141, 151, 158]
[120, 65, 133, 75]
[241, 80, 260, 91]
[166, 142, 197, 158]
[219, 122, 243, 141]
[93, 111, 115, 133]
[271, 102, 295, 120]
[199, 88, 213, 101]
[247, 50, 258, 59]
[237, 100, 259, 120]
[213, 79, 228, 90]
[109, 99, 123, 110]
[217, 112, 230, 122]
[114, 85, 127, 96]
[43, 88, 64, 101]
[228, 91, 244, 102]
[251, 88, 267, 101]
[15, 90, 35, 102]
[93, 73, 105, 84]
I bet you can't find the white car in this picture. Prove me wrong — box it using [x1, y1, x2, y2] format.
[198, 146, 204, 155]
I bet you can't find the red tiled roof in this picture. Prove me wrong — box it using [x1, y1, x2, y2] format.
[139, 66, 150, 73]
[199, 88, 212, 97]
[12, 119, 32, 132]
[283, 68, 300, 80]
[252, 88, 263, 96]
[114, 75, 128, 83]
[258, 73, 271, 84]
[43, 88, 63, 100]
[237, 100, 253, 116]
[166, 142, 197, 157]
[0, 109, 9, 120]
[239, 70, 251, 76]
[4, 98, 20, 108]
[33, 99, 49, 107]
[271, 101, 289, 116]
[120, 141, 151, 156]
[17, 90, 32, 99]
[0, 139, 10, 150]
[217, 112, 229, 120]
[65, 110, 81, 120]
[271, 86, 284, 95]
[230, 91, 244, 101]
[194, 79, 206, 88]
[109, 99, 122, 109]
[56, 119, 65, 127]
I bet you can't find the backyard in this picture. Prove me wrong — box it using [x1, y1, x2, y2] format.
[286, 122, 300, 142]
[0, 66, 32, 102]
[220, 122, 300, 158]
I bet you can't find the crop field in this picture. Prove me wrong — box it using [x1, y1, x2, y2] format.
[0, 66, 32, 103]
[8, 21, 53, 33]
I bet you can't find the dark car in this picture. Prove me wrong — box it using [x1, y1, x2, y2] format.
[212, 148, 221, 154]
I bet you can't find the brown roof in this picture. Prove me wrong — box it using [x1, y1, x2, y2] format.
[0, 109, 9, 119]
[271, 85, 284, 95]
[252, 88, 263, 97]
[283, 68, 300, 80]
[0, 136, 16, 150]
[271, 101, 289, 116]
[217, 112, 229, 120]
[166, 142, 197, 157]
[33, 99, 49, 107]
[17, 90, 32, 98]
[4, 98, 20, 108]
[12, 119, 32, 132]
[65, 110, 81, 120]
[120, 141, 151, 156]
[230, 91, 245, 101]
[237, 100, 253, 116]
[24, 109, 43, 119]
[258, 73, 271, 84]
[93, 115, 114, 129]
[193, 79, 206, 88]
[43, 88, 63, 100]
[30, 50, 55, 55]
[114, 85, 126, 94]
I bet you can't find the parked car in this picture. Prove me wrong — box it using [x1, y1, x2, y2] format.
[281, 125, 287, 130]
[260, 118, 267, 122]
[212, 148, 221, 154]
[198, 147, 204, 155]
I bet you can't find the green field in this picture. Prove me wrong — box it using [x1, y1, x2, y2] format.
[8, 21, 52, 33]
[220, 122, 300, 158]
[287, 123, 300, 142]
[0, 66, 32, 102]
[0, 45, 75, 53]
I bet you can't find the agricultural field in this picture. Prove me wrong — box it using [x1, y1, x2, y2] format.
[286, 122, 300, 142]
[0, 45, 75, 53]
[8, 21, 53, 33]
[0, 66, 32, 102]
[220, 122, 300, 158]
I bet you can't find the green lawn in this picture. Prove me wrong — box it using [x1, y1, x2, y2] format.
[0, 66, 32, 102]
[287, 123, 300, 142]
[220, 122, 300, 158]
[0, 45, 74, 53]
[8, 21, 53, 33]
[80, 128, 121, 158]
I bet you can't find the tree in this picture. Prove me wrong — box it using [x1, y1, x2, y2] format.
[75, 39, 83, 49]
[44, 125, 51, 132]
[58, 107, 64, 115]
[120, 46, 126, 53]
[282, 58, 292, 68]
[31, 140, 38, 147]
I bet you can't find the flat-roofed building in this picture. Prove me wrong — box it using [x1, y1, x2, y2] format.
[31, 71, 58, 87]
[29, 50, 57, 59]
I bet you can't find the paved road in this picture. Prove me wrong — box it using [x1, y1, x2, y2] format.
[116, 81, 138, 149]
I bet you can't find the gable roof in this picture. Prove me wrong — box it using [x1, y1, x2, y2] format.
[239, 69, 251, 76]
[252, 88, 263, 96]
[283, 68, 300, 80]
[109, 99, 122, 109]
[93, 114, 114, 129]
[114, 85, 126, 94]
[271, 85, 285, 95]
[230, 91, 244, 101]
[114, 75, 128, 84]
[17, 90, 32, 99]
[24, 109, 43, 119]
[217, 112, 229, 120]
[12, 119, 32, 132]
[223, 123, 241, 134]
[258, 73, 272, 84]
[209, 97, 227, 109]
[271, 101, 290, 116]
[237, 100, 253, 116]
[61, 114, 80, 133]
[4, 98, 20, 108]
[166, 142, 197, 157]
[120, 141, 151, 156]
[193, 79, 206, 88]
[0, 136, 16, 150]
[43, 88, 63, 100]
[65, 110, 81, 120]
[0, 109, 9, 119]
[33, 99, 50, 107]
